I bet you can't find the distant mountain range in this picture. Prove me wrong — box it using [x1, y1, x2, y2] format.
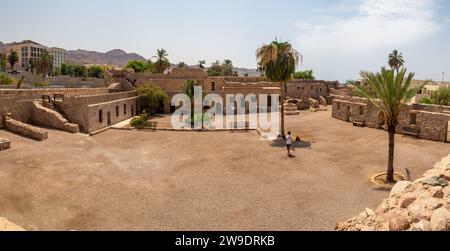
[66, 49, 146, 66]
[0, 41, 259, 76]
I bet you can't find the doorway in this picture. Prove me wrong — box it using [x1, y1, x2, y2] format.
[107, 111, 111, 125]
[345, 106, 352, 122]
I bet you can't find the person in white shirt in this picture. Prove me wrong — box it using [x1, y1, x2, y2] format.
[286, 131, 293, 156]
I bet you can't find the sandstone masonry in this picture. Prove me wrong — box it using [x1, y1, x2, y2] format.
[336, 154, 450, 231]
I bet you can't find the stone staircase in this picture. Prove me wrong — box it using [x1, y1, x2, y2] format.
[284, 102, 300, 115]
[31, 100, 79, 133]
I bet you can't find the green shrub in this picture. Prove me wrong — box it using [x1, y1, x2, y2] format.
[0, 73, 15, 85]
[131, 113, 153, 129]
[419, 97, 433, 104]
[32, 82, 47, 87]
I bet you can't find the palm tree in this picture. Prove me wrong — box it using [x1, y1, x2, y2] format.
[154, 48, 171, 73]
[256, 39, 302, 138]
[353, 67, 423, 183]
[198, 60, 206, 70]
[35, 51, 54, 82]
[181, 79, 199, 126]
[7, 51, 19, 71]
[256, 62, 264, 76]
[222, 59, 233, 76]
[388, 50, 404, 73]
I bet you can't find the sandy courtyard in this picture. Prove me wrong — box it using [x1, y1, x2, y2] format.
[0, 109, 449, 230]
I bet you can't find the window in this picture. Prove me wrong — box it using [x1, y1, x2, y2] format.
[124, 104, 127, 115]
[99, 110, 103, 123]
[359, 106, 364, 115]
[410, 113, 417, 125]
[297, 87, 300, 90]
[311, 86, 314, 90]
[337, 103, 341, 111]
[211, 82, 216, 92]
[116, 106, 119, 117]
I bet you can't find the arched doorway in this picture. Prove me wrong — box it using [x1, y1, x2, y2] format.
[345, 106, 352, 122]
[378, 112, 386, 130]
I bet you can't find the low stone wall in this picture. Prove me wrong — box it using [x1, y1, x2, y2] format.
[31, 101, 79, 133]
[332, 96, 450, 142]
[0, 88, 110, 99]
[336, 155, 450, 231]
[0, 137, 10, 151]
[3, 113, 48, 141]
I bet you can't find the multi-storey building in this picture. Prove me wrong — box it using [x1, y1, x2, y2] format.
[50, 47, 66, 69]
[5, 40, 66, 71]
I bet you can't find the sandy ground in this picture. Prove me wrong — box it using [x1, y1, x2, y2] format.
[0, 109, 449, 230]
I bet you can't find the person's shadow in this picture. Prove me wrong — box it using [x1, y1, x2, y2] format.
[269, 138, 313, 150]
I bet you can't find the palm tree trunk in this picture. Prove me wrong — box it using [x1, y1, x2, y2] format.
[280, 82, 285, 138]
[387, 125, 396, 183]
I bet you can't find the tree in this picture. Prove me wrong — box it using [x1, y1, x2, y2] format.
[177, 62, 188, 68]
[0, 53, 7, 72]
[181, 79, 203, 126]
[222, 59, 234, 76]
[87, 65, 104, 78]
[0, 73, 15, 85]
[16, 75, 25, 89]
[125, 60, 152, 73]
[207, 60, 223, 76]
[154, 48, 171, 73]
[388, 50, 404, 73]
[29, 58, 36, 73]
[293, 70, 315, 80]
[420, 87, 450, 106]
[256, 39, 301, 138]
[7, 51, 19, 71]
[73, 65, 87, 78]
[198, 60, 206, 70]
[256, 62, 264, 76]
[354, 67, 423, 183]
[35, 51, 54, 81]
[137, 82, 167, 113]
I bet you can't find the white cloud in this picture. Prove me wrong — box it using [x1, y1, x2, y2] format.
[296, 0, 440, 52]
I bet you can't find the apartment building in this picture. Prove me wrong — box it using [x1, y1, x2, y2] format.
[5, 40, 66, 71]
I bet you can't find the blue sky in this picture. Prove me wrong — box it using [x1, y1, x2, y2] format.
[1, 0, 450, 82]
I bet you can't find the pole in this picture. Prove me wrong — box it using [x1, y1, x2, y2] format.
[443, 72, 445, 85]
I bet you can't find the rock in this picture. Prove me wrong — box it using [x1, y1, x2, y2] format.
[388, 214, 410, 231]
[423, 197, 443, 210]
[365, 208, 375, 216]
[0, 217, 25, 231]
[410, 220, 431, 231]
[422, 176, 449, 187]
[408, 201, 430, 223]
[429, 208, 450, 231]
[428, 186, 444, 198]
[400, 192, 418, 208]
[390, 181, 413, 198]
[443, 186, 450, 198]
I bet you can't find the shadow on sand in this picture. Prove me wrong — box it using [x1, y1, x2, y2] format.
[269, 138, 313, 149]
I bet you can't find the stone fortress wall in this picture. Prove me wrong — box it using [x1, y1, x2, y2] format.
[111, 68, 339, 113]
[332, 95, 450, 142]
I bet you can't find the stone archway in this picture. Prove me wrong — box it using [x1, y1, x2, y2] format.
[378, 112, 386, 130]
[345, 106, 352, 122]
